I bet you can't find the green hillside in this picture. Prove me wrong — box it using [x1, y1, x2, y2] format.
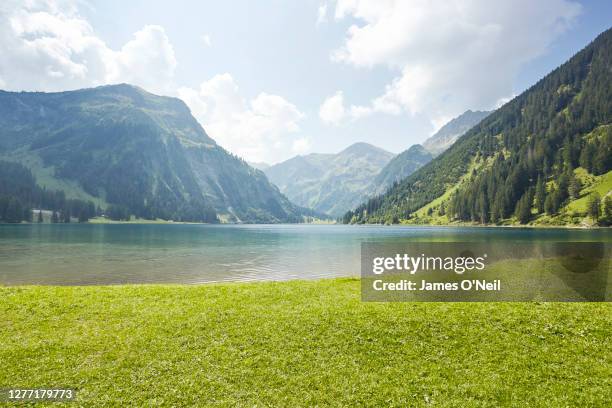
[344, 28, 612, 226]
[0, 84, 313, 223]
[370, 144, 432, 196]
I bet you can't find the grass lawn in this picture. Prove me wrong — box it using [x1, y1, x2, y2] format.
[1, 279, 611, 407]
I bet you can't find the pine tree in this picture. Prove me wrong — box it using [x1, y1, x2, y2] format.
[515, 197, 527, 224]
[603, 195, 612, 223]
[37, 210, 43, 223]
[438, 202, 446, 216]
[557, 173, 570, 204]
[543, 158, 551, 177]
[545, 193, 556, 216]
[5, 198, 23, 223]
[62, 208, 71, 223]
[579, 142, 594, 171]
[515, 189, 533, 224]
[51, 211, 59, 223]
[568, 175, 582, 199]
[23, 206, 32, 222]
[562, 137, 573, 170]
[489, 189, 503, 223]
[478, 191, 489, 223]
[586, 192, 601, 221]
[535, 176, 546, 213]
[592, 148, 608, 175]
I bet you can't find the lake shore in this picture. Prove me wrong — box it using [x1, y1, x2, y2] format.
[354, 222, 607, 229]
[87, 218, 610, 228]
[10, 220, 607, 229]
[2, 278, 610, 406]
[87, 216, 203, 224]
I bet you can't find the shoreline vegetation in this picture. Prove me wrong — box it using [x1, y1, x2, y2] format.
[3, 214, 337, 225]
[88, 216, 202, 225]
[2, 217, 608, 228]
[2, 278, 610, 406]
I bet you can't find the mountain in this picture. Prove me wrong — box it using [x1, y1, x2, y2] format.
[345, 28, 612, 226]
[265, 142, 394, 216]
[370, 144, 433, 195]
[368, 111, 489, 196]
[0, 84, 313, 223]
[422, 110, 491, 155]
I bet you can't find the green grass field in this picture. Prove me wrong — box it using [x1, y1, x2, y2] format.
[1, 279, 611, 407]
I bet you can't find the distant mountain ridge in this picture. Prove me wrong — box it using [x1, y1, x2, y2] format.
[264, 111, 487, 217]
[371, 144, 433, 195]
[0, 84, 313, 223]
[422, 110, 491, 155]
[265, 142, 393, 216]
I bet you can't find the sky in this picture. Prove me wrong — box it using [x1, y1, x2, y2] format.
[0, 0, 610, 164]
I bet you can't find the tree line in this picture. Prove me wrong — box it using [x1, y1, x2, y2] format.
[0, 161, 96, 223]
[0, 160, 219, 224]
[446, 126, 611, 225]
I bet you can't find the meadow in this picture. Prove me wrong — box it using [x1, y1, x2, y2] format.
[1, 278, 610, 407]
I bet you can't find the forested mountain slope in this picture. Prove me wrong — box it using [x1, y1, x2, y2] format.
[344, 28, 612, 226]
[370, 144, 432, 196]
[0, 84, 311, 223]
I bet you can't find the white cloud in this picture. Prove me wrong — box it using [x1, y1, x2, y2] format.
[176, 85, 208, 118]
[316, 4, 328, 25]
[201, 34, 211, 47]
[1, 0, 111, 90]
[109, 25, 177, 94]
[0, 0, 176, 93]
[178, 74, 305, 163]
[319, 91, 346, 125]
[319, 89, 400, 124]
[348, 104, 372, 119]
[292, 137, 311, 154]
[330, 0, 582, 126]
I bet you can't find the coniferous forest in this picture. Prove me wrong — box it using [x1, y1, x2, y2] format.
[344, 28, 612, 226]
[0, 161, 96, 223]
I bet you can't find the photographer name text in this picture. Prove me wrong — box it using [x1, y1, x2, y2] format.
[372, 279, 501, 292]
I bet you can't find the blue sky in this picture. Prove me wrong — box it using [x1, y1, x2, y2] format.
[1, 0, 610, 163]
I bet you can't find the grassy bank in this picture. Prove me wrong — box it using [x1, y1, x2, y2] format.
[1, 279, 610, 407]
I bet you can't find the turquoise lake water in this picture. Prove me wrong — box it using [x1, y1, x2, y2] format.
[0, 224, 610, 285]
